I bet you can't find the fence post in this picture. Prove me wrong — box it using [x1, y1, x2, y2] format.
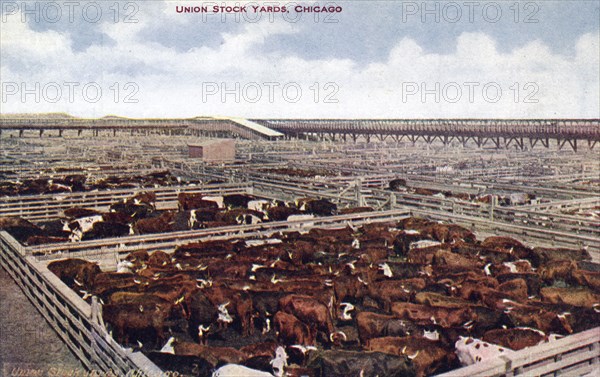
[354, 179, 364, 207]
[389, 192, 396, 210]
[91, 296, 99, 323]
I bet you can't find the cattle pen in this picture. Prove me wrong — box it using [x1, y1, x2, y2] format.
[2, 183, 598, 260]
[1, 117, 599, 377]
[1, 208, 599, 376]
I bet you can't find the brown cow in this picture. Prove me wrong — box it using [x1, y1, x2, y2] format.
[133, 212, 175, 234]
[413, 188, 441, 196]
[422, 223, 476, 244]
[440, 273, 499, 301]
[497, 278, 529, 301]
[107, 291, 188, 319]
[484, 260, 533, 276]
[108, 290, 159, 303]
[393, 231, 432, 255]
[573, 269, 600, 292]
[174, 341, 246, 367]
[308, 227, 355, 242]
[91, 272, 140, 301]
[102, 302, 172, 347]
[499, 301, 574, 335]
[407, 245, 450, 265]
[359, 247, 392, 264]
[0, 216, 45, 243]
[240, 341, 279, 359]
[362, 222, 399, 240]
[26, 235, 68, 246]
[178, 193, 219, 211]
[397, 217, 432, 230]
[147, 250, 172, 268]
[146, 283, 194, 316]
[224, 194, 255, 209]
[63, 207, 102, 218]
[356, 311, 420, 345]
[414, 292, 473, 309]
[454, 241, 514, 264]
[48, 258, 101, 290]
[482, 328, 545, 350]
[273, 311, 316, 346]
[333, 275, 368, 303]
[125, 250, 150, 271]
[539, 260, 578, 283]
[481, 236, 533, 260]
[267, 206, 302, 221]
[279, 294, 334, 337]
[367, 336, 457, 377]
[130, 191, 157, 208]
[175, 240, 237, 256]
[496, 272, 542, 297]
[204, 286, 254, 336]
[532, 247, 591, 264]
[391, 302, 475, 328]
[540, 287, 600, 309]
[368, 278, 427, 311]
[432, 249, 483, 273]
[306, 349, 416, 377]
[460, 280, 529, 310]
[297, 198, 337, 216]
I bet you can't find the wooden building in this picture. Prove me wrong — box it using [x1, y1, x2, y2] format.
[188, 139, 236, 161]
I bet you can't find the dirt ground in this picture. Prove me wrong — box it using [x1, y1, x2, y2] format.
[0, 266, 83, 375]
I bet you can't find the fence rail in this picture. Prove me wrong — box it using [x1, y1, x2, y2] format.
[435, 327, 600, 377]
[0, 231, 162, 376]
[0, 184, 252, 220]
[410, 209, 600, 262]
[27, 209, 414, 258]
[360, 189, 600, 243]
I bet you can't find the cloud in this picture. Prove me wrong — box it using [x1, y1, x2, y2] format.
[1, 9, 598, 119]
[0, 12, 72, 60]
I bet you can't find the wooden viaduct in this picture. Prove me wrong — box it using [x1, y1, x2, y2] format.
[1, 116, 598, 151]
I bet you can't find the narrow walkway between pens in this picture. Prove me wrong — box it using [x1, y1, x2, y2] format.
[0, 266, 82, 372]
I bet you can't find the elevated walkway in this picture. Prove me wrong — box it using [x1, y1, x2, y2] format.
[0, 115, 284, 141]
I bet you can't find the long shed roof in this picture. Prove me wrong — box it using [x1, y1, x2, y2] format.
[226, 117, 284, 137]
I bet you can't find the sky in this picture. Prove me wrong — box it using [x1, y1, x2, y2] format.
[1, 0, 599, 118]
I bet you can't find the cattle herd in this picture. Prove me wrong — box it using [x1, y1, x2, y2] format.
[45, 216, 599, 377]
[388, 178, 536, 206]
[0, 192, 350, 250]
[0, 170, 192, 196]
[257, 168, 350, 179]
